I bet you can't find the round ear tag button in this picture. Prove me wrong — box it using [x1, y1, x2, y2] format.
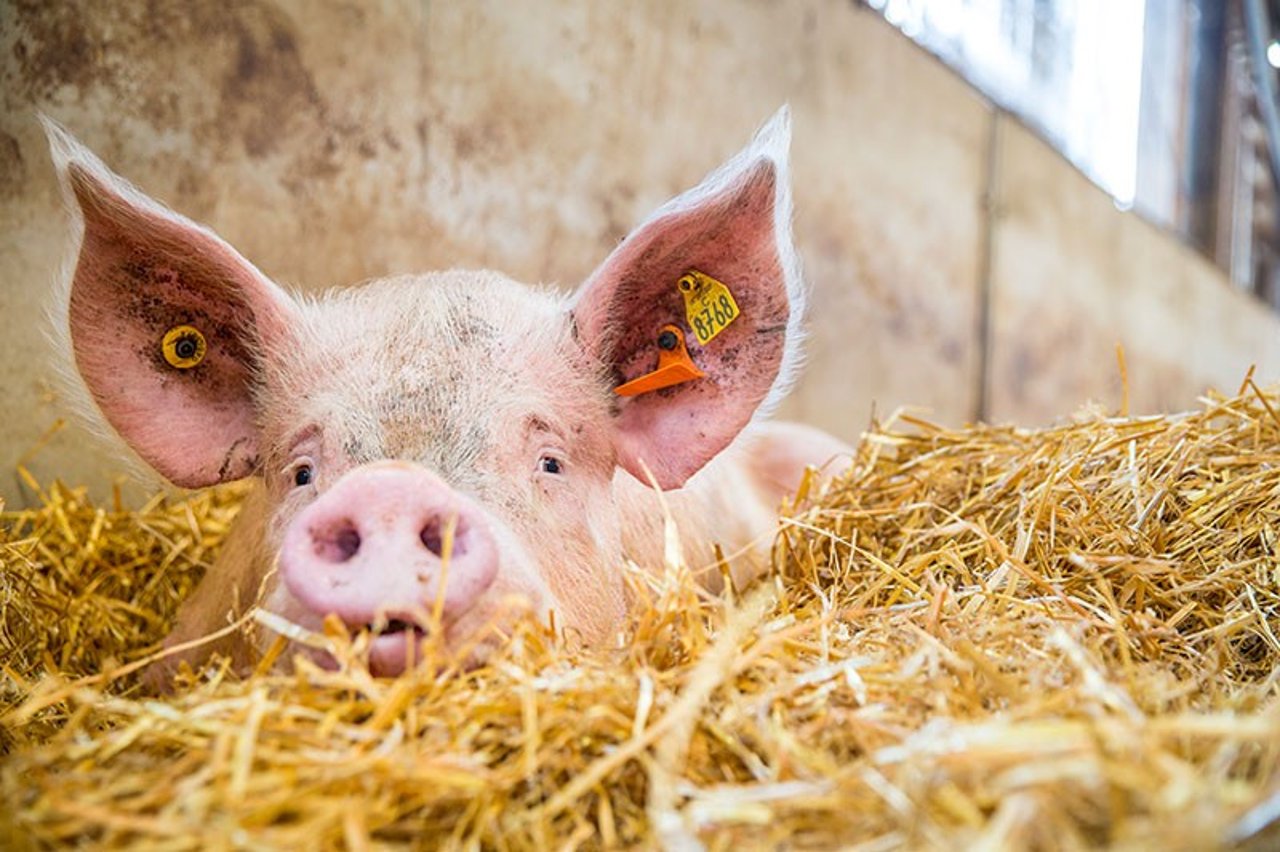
[614, 324, 706, 397]
[162, 325, 207, 369]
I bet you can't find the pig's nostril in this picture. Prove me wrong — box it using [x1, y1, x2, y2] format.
[334, 528, 361, 559]
[420, 519, 443, 557]
[419, 516, 467, 558]
[311, 520, 362, 563]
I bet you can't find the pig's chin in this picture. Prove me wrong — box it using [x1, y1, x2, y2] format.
[284, 623, 474, 677]
[329, 615, 430, 671]
[268, 602, 538, 677]
[363, 624, 430, 677]
[355, 614, 508, 677]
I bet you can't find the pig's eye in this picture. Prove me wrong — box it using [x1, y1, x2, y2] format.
[539, 455, 563, 475]
[293, 464, 314, 487]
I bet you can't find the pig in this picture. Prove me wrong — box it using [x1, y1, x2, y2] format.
[42, 108, 849, 679]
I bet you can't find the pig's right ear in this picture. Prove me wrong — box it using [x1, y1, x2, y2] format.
[570, 108, 804, 490]
[43, 118, 298, 488]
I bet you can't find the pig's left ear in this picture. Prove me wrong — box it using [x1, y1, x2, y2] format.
[571, 107, 804, 490]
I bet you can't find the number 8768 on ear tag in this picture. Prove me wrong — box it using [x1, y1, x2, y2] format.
[679, 270, 740, 346]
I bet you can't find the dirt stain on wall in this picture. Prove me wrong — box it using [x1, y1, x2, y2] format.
[5, 0, 372, 195]
[0, 130, 24, 197]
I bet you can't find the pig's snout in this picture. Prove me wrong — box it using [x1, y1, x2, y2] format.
[279, 464, 499, 650]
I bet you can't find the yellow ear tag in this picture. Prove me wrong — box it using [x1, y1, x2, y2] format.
[161, 325, 207, 369]
[679, 270, 740, 345]
[614, 325, 706, 397]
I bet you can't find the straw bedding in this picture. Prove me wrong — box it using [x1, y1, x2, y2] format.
[4, 383, 1280, 850]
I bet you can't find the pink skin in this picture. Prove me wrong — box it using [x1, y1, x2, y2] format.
[279, 463, 500, 675]
[42, 110, 851, 681]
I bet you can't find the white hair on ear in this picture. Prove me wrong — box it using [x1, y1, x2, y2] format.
[37, 115, 164, 488]
[743, 106, 806, 420]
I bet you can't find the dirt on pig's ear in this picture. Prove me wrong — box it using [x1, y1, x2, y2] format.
[44, 118, 300, 489]
[570, 107, 806, 490]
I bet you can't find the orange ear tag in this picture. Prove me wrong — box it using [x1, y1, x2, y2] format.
[614, 324, 706, 397]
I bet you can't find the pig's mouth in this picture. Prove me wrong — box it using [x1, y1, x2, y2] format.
[370, 618, 426, 638]
[359, 618, 431, 676]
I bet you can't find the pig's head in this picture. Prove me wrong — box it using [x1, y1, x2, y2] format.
[43, 109, 804, 676]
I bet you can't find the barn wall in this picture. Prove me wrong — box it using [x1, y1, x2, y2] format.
[0, 0, 1275, 508]
[986, 119, 1280, 422]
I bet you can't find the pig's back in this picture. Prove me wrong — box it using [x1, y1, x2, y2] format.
[614, 420, 850, 591]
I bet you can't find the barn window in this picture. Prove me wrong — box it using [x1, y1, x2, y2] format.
[867, 0, 1280, 311]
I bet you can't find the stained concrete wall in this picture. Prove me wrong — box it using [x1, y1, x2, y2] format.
[0, 0, 1275, 509]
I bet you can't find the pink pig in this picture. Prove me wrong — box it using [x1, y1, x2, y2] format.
[44, 109, 848, 678]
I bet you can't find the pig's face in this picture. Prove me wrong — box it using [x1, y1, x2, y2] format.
[43, 110, 804, 675]
[256, 275, 629, 672]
